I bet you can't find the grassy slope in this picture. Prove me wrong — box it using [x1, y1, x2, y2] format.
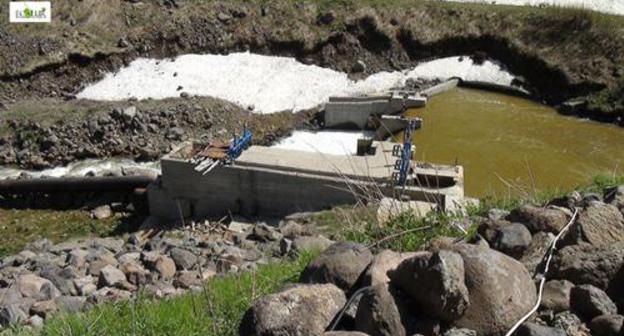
[1, 252, 316, 336]
[0, 209, 136, 257]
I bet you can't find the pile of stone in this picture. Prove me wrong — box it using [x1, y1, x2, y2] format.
[0, 216, 333, 328]
[240, 185, 624, 336]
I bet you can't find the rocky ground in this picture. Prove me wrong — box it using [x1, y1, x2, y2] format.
[0, 212, 335, 328]
[1, 183, 623, 334]
[0, 96, 317, 169]
[240, 185, 624, 335]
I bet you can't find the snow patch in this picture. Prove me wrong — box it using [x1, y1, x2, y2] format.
[272, 130, 373, 156]
[77, 53, 515, 114]
[0, 159, 160, 180]
[440, 0, 624, 16]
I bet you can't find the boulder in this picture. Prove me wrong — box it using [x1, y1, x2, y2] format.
[443, 328, 477, 336]
[300, 242, 373, 291]
[507, 205, 570, 233]
[30, 299, 58, 318]
[120, 261, 150, 286]
[493, 223, 532, 258]
[324, 332, 369, 336]
[359, 250, 420, 288]
[239, 284, 346, 336]
[169, 248, 198, 270]
[98, 265, 127, 288]
[388, 250, 469, 321]
[551, 311, 590, 336]
[248, 223, 282, 242]
[552, 242, 624, 305]
[354, 284, 408, 336]
[570, 284, 617, 319]
[449, 244, 536, 335]
[520, 232, 555, 275]
[73, 276, 97, 296]
[174, 271, 202, 289]
[541, 280, 574, 312]
[0, 305, 28, 326]
[91, 205, 113, 219]
[589, 314, 624, 336]
[67, 249, 89, 269]
[604, 185, 624, 210]
[154, 256, 176, 280]
[564, 202, 624, 247]
[376, 197, 436, 224]
[18, 273, 61, 300]
[292, 235, 333, 252]
[55, 295, 86, 313]
[516, 322, 566, 336]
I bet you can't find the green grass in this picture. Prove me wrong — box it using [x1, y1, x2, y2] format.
[2, 252, 317, 336]
[0, 209, 136, 257]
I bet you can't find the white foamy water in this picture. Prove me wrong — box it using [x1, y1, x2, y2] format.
[440, 0, 624, 16]
[0, 159, 160, 180]
[77, 53, 515, 114]
[272, 130, 374, 155]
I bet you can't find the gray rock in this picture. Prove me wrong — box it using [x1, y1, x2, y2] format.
[154, 256, 176, 280]
[121, 106, 137, 121]
[0, 305, 27, 326]
[571, 284, 617, 319]
[292, 235, 333, 252]
[174, 271, 201, 289]
[541, 280, 574, 312]
[516, 322, 566, 336]
[564, 202, 624, 247]
[239, 284, 346, 336]
[30, 299, 58, 318]
[551, 311, 590, 336]
[324, 332, 369, 336]
[18, 273, 61, 300]
[443, 328, 477, 336]
[520, 232, 555, 275]
[74, 276, 97, 296]
[605, 185, 624, 210]
[28, 314, 44, 328]
[300, 242, 373, 291]
[494, 223, 532, 258]
[388, 250, 469, 321]
[553, 242, 624, 305]
[67, 248, 89, 269]
[91, 205, 113, 219]
[120, 261, 150, 286]
[248, 223, 282, 242]
[487, 208, 510, 221]
[507, 205, 570, 233]
[360, 250, 419, 288]
[354, 284, 407, 336]
[166, 127, 185, 140]
[98, 265, 127, 288]
[169, 247, 197, 270]
[55, 295, 86, 313]
[450, 244, 536, 336]
[589, 314, 624, 336]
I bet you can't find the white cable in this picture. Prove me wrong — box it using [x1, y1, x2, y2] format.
[504, 207, 579, 336]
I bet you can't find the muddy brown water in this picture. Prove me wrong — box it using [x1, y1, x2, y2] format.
[401, 88, 624, 198]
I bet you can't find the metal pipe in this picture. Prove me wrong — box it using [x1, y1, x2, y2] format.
[0, 176, 156, 194]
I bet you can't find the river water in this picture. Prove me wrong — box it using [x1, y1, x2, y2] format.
[403, 88, 624, 197]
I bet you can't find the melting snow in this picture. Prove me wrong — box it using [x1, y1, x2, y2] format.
[272, 130, 374, 155]
[77, 53, 515, 114]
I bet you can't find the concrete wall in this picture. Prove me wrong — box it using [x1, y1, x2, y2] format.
[420, 79, 460, 97]
[324, 95, 408, 129]
[148, 159, 373, 220]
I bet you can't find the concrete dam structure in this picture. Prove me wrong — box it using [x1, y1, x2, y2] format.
[147, 140, 466, 220]
[147, 80, 473, 221]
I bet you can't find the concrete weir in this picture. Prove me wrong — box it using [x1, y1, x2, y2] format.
[148, 140, 467, 220]
[324, 92, 426, 129]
